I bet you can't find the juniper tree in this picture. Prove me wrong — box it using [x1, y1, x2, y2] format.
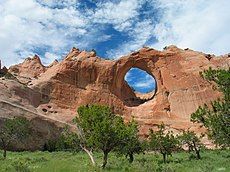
[149, 123, 179, 163]
[191, 68, 230, 148]
[75, 104, 126, 168]
[0, 116, 30, 159]
[116, 119, 142, 163]
[179, 130, 204, 159]
[55, 125, 81, 152]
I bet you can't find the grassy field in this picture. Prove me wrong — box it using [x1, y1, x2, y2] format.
[0, 150, 229, 172]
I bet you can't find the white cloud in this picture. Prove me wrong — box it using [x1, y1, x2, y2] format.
[43, 52, 58, 65]
[0, 0, 147, 67]
[0, 0, 229, 68]
[92, 0, 141, 31]
[125, 68, 156, 92]
[107, 0, 230, 59]
[52, 7, 87, 28]
[134, 74, 156, 88]
[106, 20, 155, 58]
[124, 71, 131, 81]
[134, 80, 154, 88]
[0, 0, 88, 67]
[36, 0, 78, 8]
[152, 0, 230, 55]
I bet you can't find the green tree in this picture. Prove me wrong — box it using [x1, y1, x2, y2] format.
[149, 123, 179, 163]
[75, 104, 126, 168]
[0, 116, 30, 159]
[43, 125, 82, 152]
[179, 130, 204, 159]
[56, 125, 81, 152]
[191, 68, 230, 148]
[200, 67, 229, 102]
[116, 119, 142, 163]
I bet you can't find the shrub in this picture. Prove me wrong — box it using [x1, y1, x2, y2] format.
[115, 119, 143, 163]
[149, 123, 179, 163]
[0, 116, 30, 158]
[179, 130, 204, 159]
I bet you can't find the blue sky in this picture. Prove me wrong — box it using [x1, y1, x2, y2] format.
[125, 68, 156, 93]
[0, 0, 229, 93]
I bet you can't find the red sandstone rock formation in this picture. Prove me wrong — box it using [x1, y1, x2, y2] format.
[0, 45, 229, 149]
[9, 55, 46, 84]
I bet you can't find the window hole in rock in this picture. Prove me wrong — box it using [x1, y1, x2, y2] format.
[124, 68, 157, 106]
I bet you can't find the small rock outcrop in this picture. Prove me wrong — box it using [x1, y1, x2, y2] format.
[9, 55, 46, 84]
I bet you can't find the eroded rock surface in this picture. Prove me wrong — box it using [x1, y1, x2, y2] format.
[1, 45, 229, 149]
[9, 55, 46, 84]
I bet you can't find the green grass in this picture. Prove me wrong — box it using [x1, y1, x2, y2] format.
[0, 150, 229, 172]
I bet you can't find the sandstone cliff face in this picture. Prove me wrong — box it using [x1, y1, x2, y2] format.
[0, 78, 65, 150]
[0, 46, 229, 149]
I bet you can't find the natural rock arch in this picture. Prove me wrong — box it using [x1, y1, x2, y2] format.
[111, 54, 161, 106]
[5, 46, 229, 145]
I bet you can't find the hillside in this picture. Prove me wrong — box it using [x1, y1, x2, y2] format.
[0, 45, 229, 150]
